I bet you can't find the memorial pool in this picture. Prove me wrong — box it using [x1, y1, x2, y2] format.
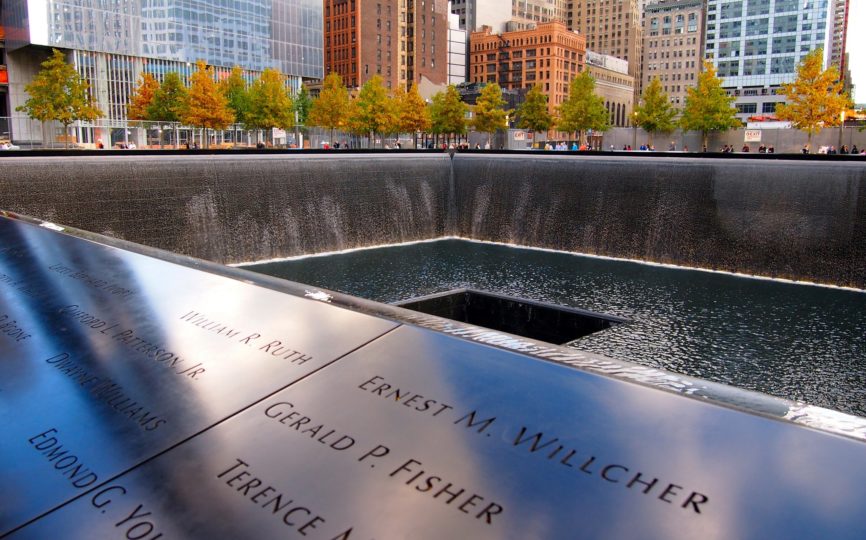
[246, 239, 866, 417]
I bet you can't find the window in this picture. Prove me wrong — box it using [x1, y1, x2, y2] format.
[773, 15, 798, 34]
[743, 59, 766, 76]
[770, 56, 795, 74]
[720, 2, 743, 19]
[736, 103, 757, 114]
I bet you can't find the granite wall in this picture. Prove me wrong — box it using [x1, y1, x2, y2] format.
[1, 152, 864, 288]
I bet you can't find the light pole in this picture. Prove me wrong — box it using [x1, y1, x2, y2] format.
[838, 110, 846, 151]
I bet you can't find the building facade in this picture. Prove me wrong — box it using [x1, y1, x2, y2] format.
[448, 8, 467, 84]
[828, 0, 848, 83]
[586, 50, 634, 127]
[1, 19, 8, 137]
[450, 0, 511, 32]
[567, 0, 642, 81]
[512, 0, 569, 26]
[2, 0, 322, 144]
[704, 0, 833, 122]
[469, 21, 585, 115]
[642, 0, 705, 108]
[324, 0, 448, 90]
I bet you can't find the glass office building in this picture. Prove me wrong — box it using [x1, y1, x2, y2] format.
[704, 0, 832, 122]
[2, 0, 322, 143]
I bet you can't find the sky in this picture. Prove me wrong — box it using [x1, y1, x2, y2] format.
[850, 0, 865, 105]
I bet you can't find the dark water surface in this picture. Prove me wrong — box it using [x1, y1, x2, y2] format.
[246, 239, 866, 417]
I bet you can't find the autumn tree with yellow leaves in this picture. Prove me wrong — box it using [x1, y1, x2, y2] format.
[775, 48, 851, 148]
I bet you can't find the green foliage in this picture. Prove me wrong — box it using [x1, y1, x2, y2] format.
[429, 85, 468, 137]
[246, 68, 294, 130]
[515, 85, 553, 133]
[182, 60, 235, 139]
[147, 72, 188, 123]
[556, 71, 609, 142]
[309, 73, 350, 141]
[127, 72, 159, 121]
[775, 48, 850, 145]
[221, 66, 251, 126]
[347, 75, 396, 144]
[679, 61, 740, 148]
[16, 48, 103, 147]
[293, 85, 313, 125]
[471, 83, 511, 142]
[633, 77, 677, 145]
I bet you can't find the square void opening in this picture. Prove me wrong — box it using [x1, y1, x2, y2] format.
[393, 288, 628, 345]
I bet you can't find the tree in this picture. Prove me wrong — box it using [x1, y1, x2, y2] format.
[221, 66, 251, 127]
[246, 68, 294, 143]
[347, 75, 396, 147]
[515, 84, 554, 136]
[429, 85, 467, 145]
[308, 72, 350, 144]
[679, 61, 740, 150]
[293, 85, 313, 126]
[16, 48, 103, 149]
[775, 48, 850, 149]
[182, 60, 235, 148]
[147, 72, 187, 123]
[127, 72, 159, 122]
[395, 83, 431, 148]
[633, 77, 677, 147]
[471, 83, 511, 147]
[557, 71, 609, 145]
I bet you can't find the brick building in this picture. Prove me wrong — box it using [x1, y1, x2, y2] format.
[468, 21, 585, 115]
[324, 0, 449, 90]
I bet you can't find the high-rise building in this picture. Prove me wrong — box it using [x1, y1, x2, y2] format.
[469, 21, 585, 115]
[1, 20, 8, 134]
[448, 8, 468, 84]
[450, 0, 511, 32]
[2, 0, 322, 144]
[585, 50, 635, 127]
[704, 0, 833, 122]
[829, 0, 848, 83]
[512, 0, 569, 26]
[323, 0, 449, 90]
[568, 0, 642, 80]
[641, 0, 705, 108]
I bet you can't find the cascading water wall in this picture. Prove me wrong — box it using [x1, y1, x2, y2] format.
[452, 154, 866, 289]
[0, 154, 453, 264]
[1, 151, 863, 287]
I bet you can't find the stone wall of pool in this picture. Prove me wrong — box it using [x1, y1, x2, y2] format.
[1, 152, 863, 288]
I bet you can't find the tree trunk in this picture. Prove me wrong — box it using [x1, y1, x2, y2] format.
[702, 131, 709, 152]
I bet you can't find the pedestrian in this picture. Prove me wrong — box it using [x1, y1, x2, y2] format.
[852, 145, 859, 154]
[741, 144, 750, 152]
[768, 145, 775, 154]
[96, 138, 104, 149]
[668, 141, 676, 151]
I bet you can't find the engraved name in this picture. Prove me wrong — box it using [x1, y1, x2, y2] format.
[28, 428, 99, 489]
